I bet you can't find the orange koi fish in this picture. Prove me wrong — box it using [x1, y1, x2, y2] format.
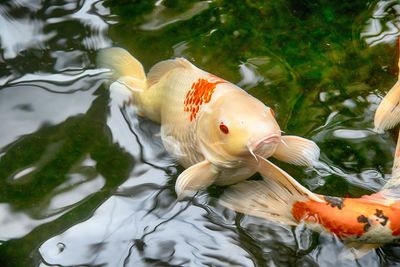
[220, 40, 400, 250]
[97, 47, 320, 199]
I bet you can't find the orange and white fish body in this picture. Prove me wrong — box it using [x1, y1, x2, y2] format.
[293, 194, 400, 243]
[220, 160, 400, 247]
[97, 47, 320, 198]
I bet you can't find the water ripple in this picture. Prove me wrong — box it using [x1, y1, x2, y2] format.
[0, 8, 55, 60]
[1, 1, 400, 266]
[362, 0, 400, 46]
[0, 70, 105, 148]
[139, 1, 210, 31]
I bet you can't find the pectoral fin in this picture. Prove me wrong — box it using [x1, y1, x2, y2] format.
[219, 180, 298, 226]
[257, 155, 323, 202]
[272, 135, 320, 167]
[374, 81, 400, 133]
[219, 156, 322, 225]
[175, 160, 218, 200]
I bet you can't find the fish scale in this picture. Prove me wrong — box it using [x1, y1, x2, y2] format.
[156, 68, 207, 167]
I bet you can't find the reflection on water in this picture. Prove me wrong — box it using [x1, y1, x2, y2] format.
[0, 4, 51, 60]
[39, 188, 254, 266]
[0, 70, 104, 148]
[1, 0, 400, 266]
[362, 0, 400, 46]
[139, 1, 210, 31]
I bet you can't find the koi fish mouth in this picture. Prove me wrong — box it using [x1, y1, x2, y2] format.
[250, 133, 281, 150]
[248, 133, 281, 160]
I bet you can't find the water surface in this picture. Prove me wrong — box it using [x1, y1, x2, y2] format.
[1, 0, 400, 266]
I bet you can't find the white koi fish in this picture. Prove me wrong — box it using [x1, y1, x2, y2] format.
[97, 47, 320, 199]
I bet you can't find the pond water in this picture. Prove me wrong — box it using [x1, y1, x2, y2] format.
[0, 0, 400, 266]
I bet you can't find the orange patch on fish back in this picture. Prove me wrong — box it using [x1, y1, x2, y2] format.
[184, 78, 223, 121]
[292, 197, 400, 239]
[390, 201, 400, 235]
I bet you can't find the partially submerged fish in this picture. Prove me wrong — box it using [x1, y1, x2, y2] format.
[97, 47, 320, 199]
[219, 40, 400, 250]
[374, 39, 400, 133]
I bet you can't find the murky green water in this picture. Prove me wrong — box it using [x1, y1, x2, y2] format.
[1, 0, 400, 266]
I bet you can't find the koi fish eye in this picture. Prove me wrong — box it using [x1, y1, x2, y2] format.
[219, 122, 229, 134]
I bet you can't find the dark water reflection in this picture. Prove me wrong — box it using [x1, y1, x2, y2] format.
[1, 0, 400, 266]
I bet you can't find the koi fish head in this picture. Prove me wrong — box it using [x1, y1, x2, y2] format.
[196, 89, 281, 167]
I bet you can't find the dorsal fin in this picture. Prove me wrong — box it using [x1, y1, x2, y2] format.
[147, 58, 194, 87]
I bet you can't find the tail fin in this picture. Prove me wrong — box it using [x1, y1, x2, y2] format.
[374, 38, 400, 132]
[97, 47, 147, 90]
[219, 157, 322, 226]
